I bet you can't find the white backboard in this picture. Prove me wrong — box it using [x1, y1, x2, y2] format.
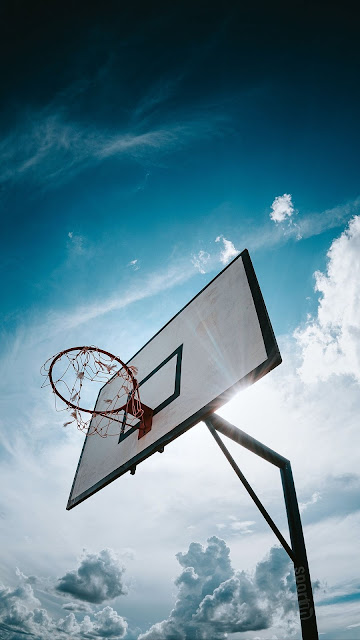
[67, 249, 281, 509]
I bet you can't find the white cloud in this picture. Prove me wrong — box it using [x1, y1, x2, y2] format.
[295, 215, 360, 383]
[0, 566, 128, 639]
[139, 539, 298, 640]
[229, 519, 256, 534]
[57, 612, 81, 634]
[191, 250, 210, 274]
[231, 197, 360, 254]
[295, 197, 360, 239]
[0, 539, 298, 640]
[299, 492, 321, 514]
[12, 257, 195, 342]
[134, 75, 183, 120]
[56, 549, 127, 604]
[215, 235, 239, 265]
[93, 606, 128, 638]
[62, 602, 92, 612]
[270, 194, 295, 223]
[0, 579, 54, 639]
[67, 232, 85, 255]
[0, 109, 227, 190]
[54, 259, 194, 332]
[128, 259, 140, 271]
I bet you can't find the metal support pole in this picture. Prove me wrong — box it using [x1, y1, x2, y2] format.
[204, 414, 318, 640]
[281, 462, 318, 638]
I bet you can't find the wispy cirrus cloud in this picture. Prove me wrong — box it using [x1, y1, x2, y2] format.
[237, 196, 360, 254]
[191, 250, 211, 274]
[272, 195, 360, 244]
[295, 197, 360, 240]
[133, 75, 184, 121]
[45, 258, 195, 337]
[0, 257, 197, 394]
[128, 259, 140, 271]
[0, 109, 227, 191]
[67, 231, 86, 255]
[216, 517, 256, 535]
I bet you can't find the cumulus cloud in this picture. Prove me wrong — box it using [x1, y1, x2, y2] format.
[57, 612, 81, 634]
[254, 546, 297, 618]
[215, 236, 239, 265]
[62, 602, 93, 612]
[56, 549, 127, 604]
[0, 579, 41, 619]
[139, 537, 298, 640]
[191, 250, 210, 274]
[270, 193, 295, 223]
[0, 579, 55, 639]
[0, 573, 128, 640]
[295, 215, 360, 383]
[57, 607, 127, 638]
[93, 606, 128, 638]
[15, 568, 38, 585]
[194, 574, 269, 633]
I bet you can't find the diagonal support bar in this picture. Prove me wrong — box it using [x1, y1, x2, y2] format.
[205, 413, 319, 640]
[205, 419, 295, 562]
[205, 412, 289, 468]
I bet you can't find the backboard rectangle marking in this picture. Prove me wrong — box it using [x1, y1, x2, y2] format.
[118, 344, 183, 443]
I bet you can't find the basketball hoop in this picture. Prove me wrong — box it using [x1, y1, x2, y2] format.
[41, 346, 153, 438]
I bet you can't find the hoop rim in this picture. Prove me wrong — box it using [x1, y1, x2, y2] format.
[48, 346, 138, 416]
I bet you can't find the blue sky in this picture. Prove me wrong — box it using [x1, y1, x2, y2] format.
[1, 2, 360, 639]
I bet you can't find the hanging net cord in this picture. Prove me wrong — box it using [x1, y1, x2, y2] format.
[41, 346, 144, 437]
